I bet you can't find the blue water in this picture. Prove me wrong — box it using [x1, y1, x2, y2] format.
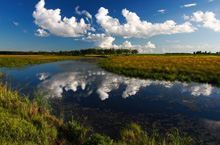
[1, 59, 220, 143]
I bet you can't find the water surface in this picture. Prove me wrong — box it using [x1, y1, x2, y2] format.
[1, 58, 220, 144]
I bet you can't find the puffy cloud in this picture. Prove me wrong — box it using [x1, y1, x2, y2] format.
[13, 21, 19, 26]
[35, 29, 50, 37]
[33, 0, 95, 37]
[145, 41, 156, 49]
[208, 0, 214, 2]
[95, 7, 196, 38]
[158, 9, 166, 14]
[82, 33, 156, 53]
[190, 11, 220, 32]
[180, 3, 197, 8]
[82, 33, 116, 48]
[113, 41, 156, 50]
[75, 6, 92, 22]
[183, 14, 190, 20]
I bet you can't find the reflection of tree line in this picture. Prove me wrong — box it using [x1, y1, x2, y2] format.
[0, 48, 138, 56]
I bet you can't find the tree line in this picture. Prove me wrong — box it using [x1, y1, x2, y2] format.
[193, 51, 220, 54]
[0, 48, 138, 56]
[166, 51, 220, 55]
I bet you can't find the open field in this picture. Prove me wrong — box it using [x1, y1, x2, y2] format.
[98, 55, 220, 86]
[0, 83, 194, 144]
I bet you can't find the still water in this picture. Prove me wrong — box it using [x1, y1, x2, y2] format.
[1, 58, 220, 144]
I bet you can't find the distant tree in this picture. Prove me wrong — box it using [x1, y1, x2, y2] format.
[116, 49, 123, 54]
[131, 50, 138, 54]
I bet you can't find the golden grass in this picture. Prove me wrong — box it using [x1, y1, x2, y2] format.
[0, 55, 82, 68]
[99, 55, 220, 86]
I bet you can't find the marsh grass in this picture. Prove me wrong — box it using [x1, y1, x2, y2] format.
[0, 55, 81, 68]
[0, 83, 195, 144]
[98, 55, 220, 86]
[0, 83, 93, 144]
[119, 123, 194, 145]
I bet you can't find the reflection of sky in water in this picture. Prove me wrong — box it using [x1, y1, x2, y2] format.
[37, 72, 51, 80]
[0, 59, 219, 104]
[37, 62, 220, 101]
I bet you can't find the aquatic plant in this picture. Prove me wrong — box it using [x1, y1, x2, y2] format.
[118, 123, 194, 145]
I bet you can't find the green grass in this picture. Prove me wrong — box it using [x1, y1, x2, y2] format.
[0, 55, 82, 68]
[0, 83, 194, 145]
[98, 55, 220, 86]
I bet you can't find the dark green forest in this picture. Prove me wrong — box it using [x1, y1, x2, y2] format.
[0, 48, 138, 56]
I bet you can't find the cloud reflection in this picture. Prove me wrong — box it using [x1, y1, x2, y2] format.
[38, 69, 218, 100]
[37, 72, 51, 80]
[39, 71, 91, 97]
[203, 119, 220, 130]
[182, 83, 214, 96]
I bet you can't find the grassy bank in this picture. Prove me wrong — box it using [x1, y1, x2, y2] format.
[98, 55, 220, 86]
[0, 55, 82, 68]
[0, 83, 194, 144]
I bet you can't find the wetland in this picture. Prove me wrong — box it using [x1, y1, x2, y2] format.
[1, 56, 220, 144]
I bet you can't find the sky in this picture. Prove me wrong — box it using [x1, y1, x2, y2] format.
[0, 0, 220, 53]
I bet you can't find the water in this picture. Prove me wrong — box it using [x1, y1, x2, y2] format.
[1, 58, 220, 144]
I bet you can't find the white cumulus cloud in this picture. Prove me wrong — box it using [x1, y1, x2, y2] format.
[82, 33, 156, 53]
[190, 11, 220, 32]
[82, 33, 115, 48]
[75, 6, 92, 22]
[35, 29, 50, 37]
[95, 7, 196, 38]
[180, 3, 197, 8]
[183, 14, 190, 20]
[33, 0, 95, 37]
[113, 41, 156, 53]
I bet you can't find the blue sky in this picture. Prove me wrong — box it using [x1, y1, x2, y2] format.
[0, 0, 220, 53]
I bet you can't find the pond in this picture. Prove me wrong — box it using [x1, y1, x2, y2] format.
[1, 58, 220, 144]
